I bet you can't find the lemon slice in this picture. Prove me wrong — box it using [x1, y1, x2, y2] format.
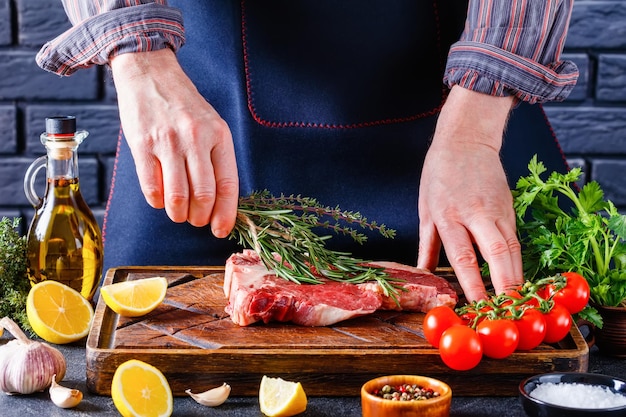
[100, 277, 168, 317]
[259, 375, 307, 417]
[111, 359, 173, 417]
[26, 280, 94, 344]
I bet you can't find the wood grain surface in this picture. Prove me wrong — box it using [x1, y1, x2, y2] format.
[86, 266, 589, 397]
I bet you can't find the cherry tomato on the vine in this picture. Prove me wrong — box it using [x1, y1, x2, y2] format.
[501, 288, 539, 308]
[476, 318, 519, 359]
[439, 324, 483, 371]
[548, 272, 590, 315]
[458, 305, 493, 327]
[510, 308, 546, 351]
[458, 311, 477, 326]
[542, 303, 573, 344]
[423, 305, 463, 348]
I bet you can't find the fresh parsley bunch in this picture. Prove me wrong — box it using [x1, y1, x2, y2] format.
[513, 156, 626, 316]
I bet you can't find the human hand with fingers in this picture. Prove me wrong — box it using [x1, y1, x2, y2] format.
[417, 86, 523, 301]
[110, 48, 239, 238]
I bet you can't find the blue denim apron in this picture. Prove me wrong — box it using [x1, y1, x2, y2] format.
[103, 0, 569, 272]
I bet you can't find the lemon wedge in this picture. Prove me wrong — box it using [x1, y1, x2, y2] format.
[111, 359, 173, 417]
[100, 277, 168, 317]
[26, 280, 94, 344]
[259, 375, 308, 417]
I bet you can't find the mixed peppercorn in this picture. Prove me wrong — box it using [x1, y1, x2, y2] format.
[374, 384, 440, 401]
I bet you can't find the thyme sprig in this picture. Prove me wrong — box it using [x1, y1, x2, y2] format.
[230, 190, 402, 298]
[0, 217, 32, 334]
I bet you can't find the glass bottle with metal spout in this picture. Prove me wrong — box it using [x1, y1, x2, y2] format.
[24, 116, 103, 301]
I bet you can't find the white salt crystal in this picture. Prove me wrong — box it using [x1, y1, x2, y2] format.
[530, 382, 626, 409]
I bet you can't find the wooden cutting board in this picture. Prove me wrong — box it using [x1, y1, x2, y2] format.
[86, 266, 589, 397]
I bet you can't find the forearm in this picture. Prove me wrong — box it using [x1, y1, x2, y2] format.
[109, 47, 193, 99]
[432, 86, 514, 151]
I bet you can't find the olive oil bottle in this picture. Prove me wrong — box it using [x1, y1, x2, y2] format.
[24, 116, 103, 300]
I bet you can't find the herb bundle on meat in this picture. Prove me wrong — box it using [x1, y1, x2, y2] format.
[231, 190, 401, 298]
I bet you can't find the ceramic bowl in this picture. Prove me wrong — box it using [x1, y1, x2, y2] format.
[519, 372, 626, 417]
[361, 374, 452, 417]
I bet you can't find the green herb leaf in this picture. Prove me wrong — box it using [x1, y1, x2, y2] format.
[608, 211, 626, 241]
[575, 306, 603, 329]
[578, 181, 607, 214]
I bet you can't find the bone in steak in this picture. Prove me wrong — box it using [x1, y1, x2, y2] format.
[224, 249, 458, 326]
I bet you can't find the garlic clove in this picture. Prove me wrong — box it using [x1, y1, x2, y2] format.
[186, 382, 231, 407]
[49, 374, 83, 409]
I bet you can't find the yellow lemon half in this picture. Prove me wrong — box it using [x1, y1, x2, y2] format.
[100, 277, 168, 317]
[259, 375, 308, 417]
[26, 280, 94, 344]
[111, 359, 173, 417]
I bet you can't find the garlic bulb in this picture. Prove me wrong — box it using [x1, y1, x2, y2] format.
[49, 374, 82, 408]
[186, 383, 231, 406]
[0, 317, 66, 394]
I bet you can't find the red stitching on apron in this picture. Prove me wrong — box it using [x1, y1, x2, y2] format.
[240, 0, 448, 129]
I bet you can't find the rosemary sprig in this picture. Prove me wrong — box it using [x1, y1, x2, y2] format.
[230, 190, 402, 298]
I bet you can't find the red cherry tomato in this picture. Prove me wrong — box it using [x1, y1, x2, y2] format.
[548, 272, 590, 314]
[476, 318, 520, 359]
[543, 303, 573, 344]
[439, 325, 483, 371]
[423, 305, 463, 348]
[511, 308, 546, 351]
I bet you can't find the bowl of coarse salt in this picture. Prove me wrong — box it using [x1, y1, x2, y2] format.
[519, 372, 626, 417]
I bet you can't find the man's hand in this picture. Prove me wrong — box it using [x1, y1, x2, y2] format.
[417, 86, 523, 301]
[110, 48, 239, 238]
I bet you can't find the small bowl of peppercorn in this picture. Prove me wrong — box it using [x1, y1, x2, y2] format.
[361, 374, 452, 417]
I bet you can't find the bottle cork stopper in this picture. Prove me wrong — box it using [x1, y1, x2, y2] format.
[44, 116, 78, 160]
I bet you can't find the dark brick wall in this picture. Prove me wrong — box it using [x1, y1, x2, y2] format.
[543, 0, 626, 206]
[1, 0, 625, 236]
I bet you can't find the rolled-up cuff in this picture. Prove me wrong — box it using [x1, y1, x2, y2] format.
[444, 41, 579, 104]
[36, 3, 185, 76]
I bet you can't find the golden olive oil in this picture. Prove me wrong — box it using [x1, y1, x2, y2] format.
[24, 116, 103, 301]
[27, 178, 103, 300]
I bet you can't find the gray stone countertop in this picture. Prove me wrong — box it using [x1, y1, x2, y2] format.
[0, 340, 623, 417]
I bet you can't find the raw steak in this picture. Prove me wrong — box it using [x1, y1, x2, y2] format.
[224, 250, 458, 326]
[224, 250, 382, 326]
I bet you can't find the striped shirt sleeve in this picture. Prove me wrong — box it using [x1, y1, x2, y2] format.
[36, 1, 185, 76]
[444, 0, 579, 104]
